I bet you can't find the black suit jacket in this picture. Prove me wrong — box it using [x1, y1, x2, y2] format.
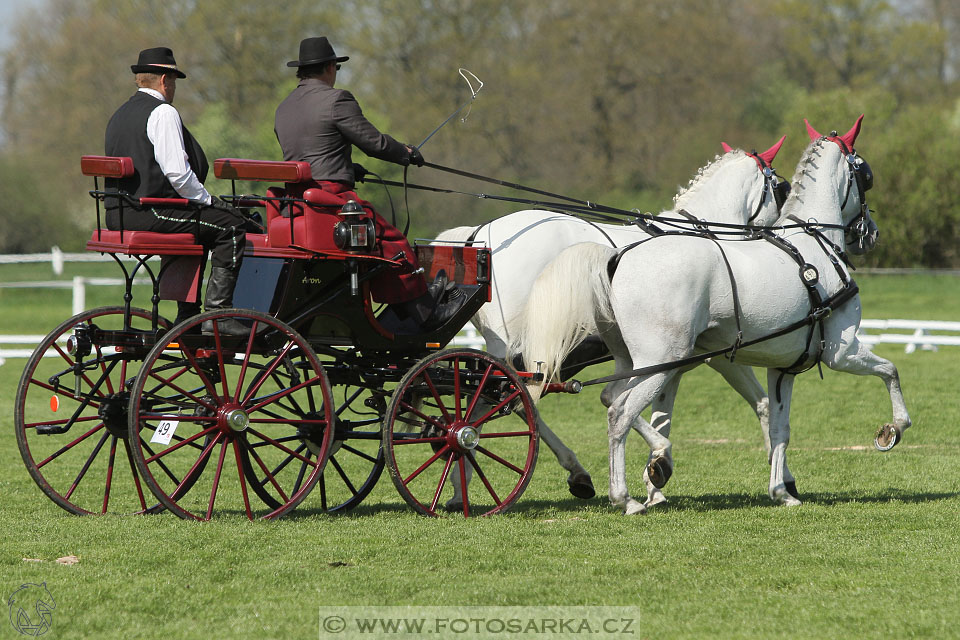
[274, 78, 409, 186]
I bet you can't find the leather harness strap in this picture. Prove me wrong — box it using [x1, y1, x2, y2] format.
[582, 224, 859, 389]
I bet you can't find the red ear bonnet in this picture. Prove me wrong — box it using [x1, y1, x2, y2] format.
[757, 135, 786, 165]
[839, 114, 864, 149]
[805, 114, 864, 148]
[721, 142, 734, 153]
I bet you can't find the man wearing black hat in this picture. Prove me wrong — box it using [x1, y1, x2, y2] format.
[275, 36, 464, 330]
[104, 47, 254, 335]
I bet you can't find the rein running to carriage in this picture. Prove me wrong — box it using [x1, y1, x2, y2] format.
[364, 153, 863, 243]
[366, 132, 875, 394]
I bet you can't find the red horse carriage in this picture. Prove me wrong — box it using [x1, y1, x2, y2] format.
[14, 155, 571, 520]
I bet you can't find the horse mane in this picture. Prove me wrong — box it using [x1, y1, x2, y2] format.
[673, 149, 748, 207]
[778, 138, 829, 221]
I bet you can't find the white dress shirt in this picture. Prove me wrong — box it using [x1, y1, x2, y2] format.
[140, 87, 212, 205]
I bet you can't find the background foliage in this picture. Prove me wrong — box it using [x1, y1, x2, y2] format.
[3, 0, 960, 266]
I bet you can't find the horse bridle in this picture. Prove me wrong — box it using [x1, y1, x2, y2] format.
[745, 150, 791, 223]
[825, 134, 874, 250]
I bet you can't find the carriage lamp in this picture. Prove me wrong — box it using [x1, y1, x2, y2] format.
[334, 200, 376, 252]
[65, 324, 92, 358]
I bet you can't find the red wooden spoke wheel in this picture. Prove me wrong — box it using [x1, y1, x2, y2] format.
[241, 381, 385, 514]
[383, 348, 538, 517]
[127, 309, 335, 520]
[15, 306, 170, 515]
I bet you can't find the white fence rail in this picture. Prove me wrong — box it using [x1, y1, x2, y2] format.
[0, 277, 151, 317]
[855, 319, 960, 353]
[3, 318, 957, 367]
[2, 251, 958, 364]
[0, 323, 485, 366]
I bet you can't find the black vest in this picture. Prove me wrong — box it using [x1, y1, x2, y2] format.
[103, 91, 208, 209]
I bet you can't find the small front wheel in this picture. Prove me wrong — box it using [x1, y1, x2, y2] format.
[382, 348, 538, 517]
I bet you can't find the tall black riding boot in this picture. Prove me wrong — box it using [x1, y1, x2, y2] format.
[201, 267, 252, 336]
[174, 301, 202, 324]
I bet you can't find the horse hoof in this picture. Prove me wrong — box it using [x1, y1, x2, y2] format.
[785, 481, 799, 500]
[567, 473, 596, 500]
[624, 500, 647, 515]
[645, 493, 668, 509]
[771, 485, 802, 506]
[647, 456, 673, 489]
[874, 424, 902, 452]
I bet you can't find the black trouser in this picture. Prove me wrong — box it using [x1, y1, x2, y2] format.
[106, 203, 247, 270]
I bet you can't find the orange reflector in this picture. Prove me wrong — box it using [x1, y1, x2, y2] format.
[50, 396, 60, 412]
[426, 343, 441, 348]
[166, 342, 180, 349]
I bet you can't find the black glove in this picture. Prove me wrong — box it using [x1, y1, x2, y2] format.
[353, 163, 368, 182]
[208, 195, 227, 209]
[408, 146, 425, 167]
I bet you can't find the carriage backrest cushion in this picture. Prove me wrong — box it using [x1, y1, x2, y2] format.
[81, 155, 134, 179]
[264, 186, 287, 225]
[214, 158, 312, 183]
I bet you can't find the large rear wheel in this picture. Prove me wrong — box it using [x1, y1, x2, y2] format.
[127, 309, 335, 520]
[15, 306, 169, 515]
[240, 379, 384, 514]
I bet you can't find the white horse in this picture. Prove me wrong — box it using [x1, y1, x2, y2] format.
[436, 138, 788, 503]
[512, 115, 909, 514]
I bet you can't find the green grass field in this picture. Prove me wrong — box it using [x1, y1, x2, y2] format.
[1, 263, 959, 638]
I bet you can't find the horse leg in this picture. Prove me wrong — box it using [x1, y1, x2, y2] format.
[607, 373, 673, 515]
[765, 369, 801, 506]
[486, 331, 595, 499]
[824, 336, 912, 451]
[706, 358, 796, 497]
[706, 358, 771, 451]
[641, 373, 683, 508]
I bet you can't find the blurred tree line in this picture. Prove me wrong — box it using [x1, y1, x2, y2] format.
[2, 0, 960, 267]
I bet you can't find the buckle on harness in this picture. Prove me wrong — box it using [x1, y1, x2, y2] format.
[726, 331, 744, 362]
[812, 306, 832, 321]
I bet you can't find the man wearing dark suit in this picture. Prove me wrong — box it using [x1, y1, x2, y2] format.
[105, 47, 254, 335]
[275, 37, 463, 329]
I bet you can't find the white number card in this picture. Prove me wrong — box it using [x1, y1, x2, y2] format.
[150, 419, 179, 445]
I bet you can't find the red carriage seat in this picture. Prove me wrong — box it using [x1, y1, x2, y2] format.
[214, 158, 374, 252]
[82, 155, 205, 302]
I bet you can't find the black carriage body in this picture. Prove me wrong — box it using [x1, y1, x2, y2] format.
[233, 243, 491, 357]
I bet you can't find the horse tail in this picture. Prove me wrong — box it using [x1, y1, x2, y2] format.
[509, 242, 616, 400]
[434, 225, 479, 243]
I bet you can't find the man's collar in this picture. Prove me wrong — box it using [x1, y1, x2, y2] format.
[299, 77, 333, 88]
[138, 87, 166, 102]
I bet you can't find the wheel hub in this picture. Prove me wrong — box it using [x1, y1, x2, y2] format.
[221, 407, 250, 432]
[453, 425, 480, 451]
[98, 392, 130, 438]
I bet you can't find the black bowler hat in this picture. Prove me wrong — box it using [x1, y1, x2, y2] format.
[287, 37, 349, 67]
[130, 47, 186, 78]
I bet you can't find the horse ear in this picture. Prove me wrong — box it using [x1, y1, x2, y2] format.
[757, 135, 786, 165]
[721, 142, 734, 153]
[839, 114, 864, 148]
[804, 119, 821, 141]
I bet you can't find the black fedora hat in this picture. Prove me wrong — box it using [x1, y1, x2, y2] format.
[130, 47, 186, 78]
[287, 36, 349, 67]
